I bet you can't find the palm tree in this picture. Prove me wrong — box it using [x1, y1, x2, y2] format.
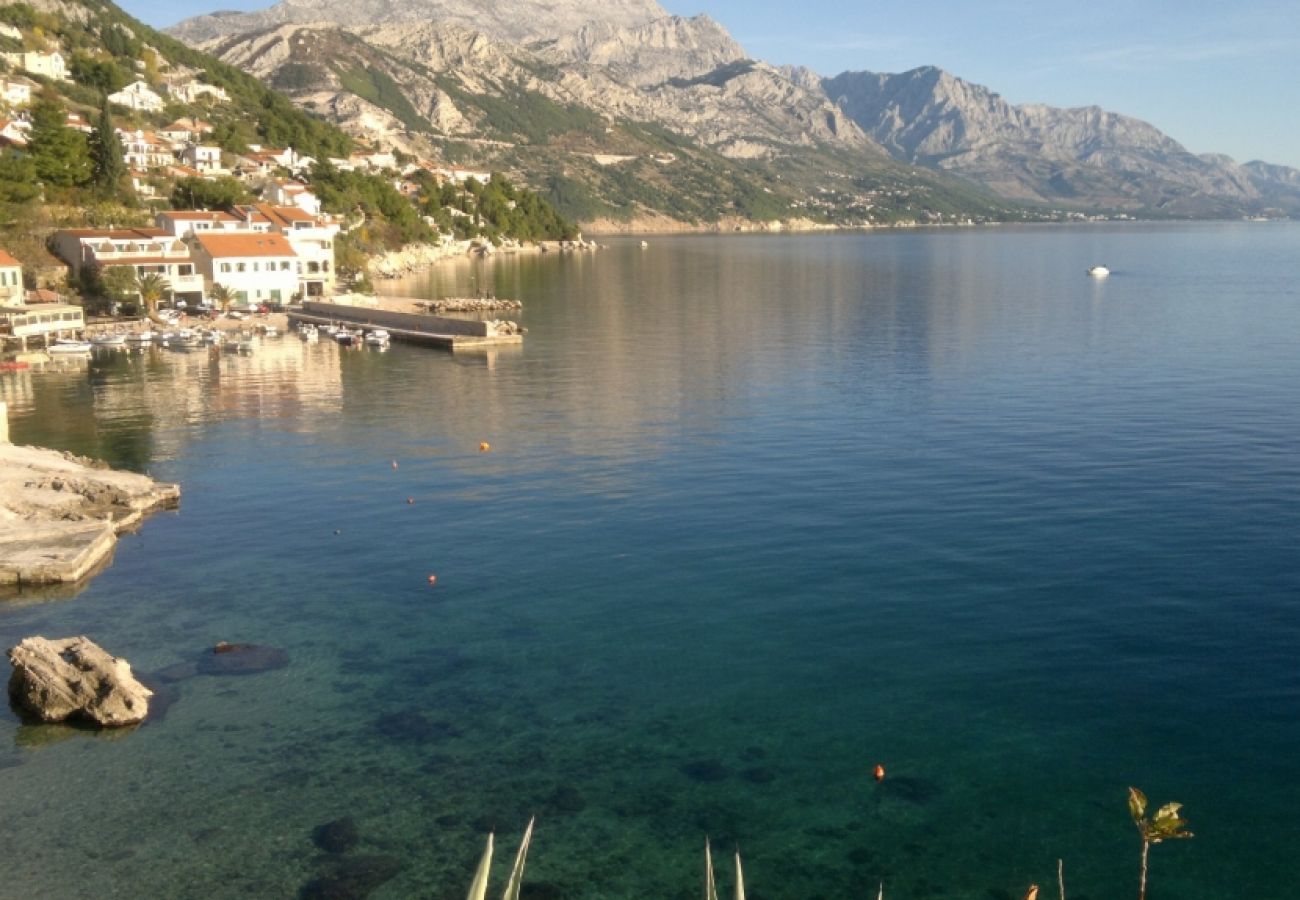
[136, 272, 172, 323]
[208, 282, 237, 314]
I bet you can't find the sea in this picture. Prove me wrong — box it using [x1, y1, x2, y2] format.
[2, 222, 1298, 899]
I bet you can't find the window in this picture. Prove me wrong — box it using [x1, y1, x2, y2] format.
[252, 262, 259, 272]
[220, 263, 232, 273]
[280, 261, 290, 271]
[323, 262, 330, 272]
[179, 265, 193, 276]
[236, 263, 246, 273]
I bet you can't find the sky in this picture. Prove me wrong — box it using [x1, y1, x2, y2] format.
[122, 0, 1300, 168]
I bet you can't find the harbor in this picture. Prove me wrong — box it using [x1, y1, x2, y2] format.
[288, 298, 524, 351]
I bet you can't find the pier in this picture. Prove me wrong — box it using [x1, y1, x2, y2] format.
[288, 301, 523, 351]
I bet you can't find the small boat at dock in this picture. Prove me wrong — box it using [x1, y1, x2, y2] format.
[90, 332, 127, 348]
[364, 329, 390, 347]
[48, 340, 93, 355]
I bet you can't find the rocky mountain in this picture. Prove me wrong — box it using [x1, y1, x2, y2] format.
[825, 66, 1300, 216]
[169, 0, 668, 46]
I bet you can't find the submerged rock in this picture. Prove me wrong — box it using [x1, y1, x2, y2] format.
[197, 643, 289, 676]
[7, 636, 151, 727]
[312, 817, 360, 855]
[298, 854, 402, 899]
[151, 661, 200, 683]
[372, 711, 458, 744]
[680, 759, 729, 782]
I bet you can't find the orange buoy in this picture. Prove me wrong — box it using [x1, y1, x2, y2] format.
[873, 764, 885, 782]
[427, 574, 437, 585]
[478, 442, 491, 452]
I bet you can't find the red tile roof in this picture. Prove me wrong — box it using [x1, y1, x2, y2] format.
[193, 232, 297, 258]
[0, 249, 20, 268]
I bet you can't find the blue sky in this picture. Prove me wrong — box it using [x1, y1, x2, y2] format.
[123, 0, 1300, 168]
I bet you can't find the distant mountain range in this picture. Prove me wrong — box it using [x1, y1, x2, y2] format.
[170, 0, 1300, 221]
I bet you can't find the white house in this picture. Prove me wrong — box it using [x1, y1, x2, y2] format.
[155, 210, 243, 238]
[1, 51, 68, 81]
[0, 248, 23, 305]
[0, 118, 28, 147]
[160, 117, 214, 146]
[107, 80, 165, 113]
[0, 23, 21, 41]
[231, 204, 339, 298]
[117, 129, 174, 170]
[188, 232, 299, 307]
[0, 75, 35, 108]
[179, 142, 222, 173]
[264, 179, 322, 215]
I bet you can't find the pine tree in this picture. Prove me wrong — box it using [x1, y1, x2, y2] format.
[90, 97, 128, 200]
[27, 87, 91, 190]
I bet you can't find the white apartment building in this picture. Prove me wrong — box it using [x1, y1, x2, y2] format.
[179, 143, 223, 173]
[1, 51, 68, 81]
[233, 204, 339, 298]
[50, 228, 205, 304]
[188, 232, 299, 307]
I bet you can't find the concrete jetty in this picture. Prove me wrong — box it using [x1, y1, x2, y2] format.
[289, 300, 523, 350]
[0, 441, 180, 590]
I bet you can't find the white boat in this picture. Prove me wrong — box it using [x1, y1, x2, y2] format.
[90, 333, 127, 348]
[299, 324, 319, 342]
[258, 325, 279, 338]
[125, 330, 155, 345]
[364, 329, 390, 347]
[48, 340, 93, 354]
[335, 329, 360, 346]
[1087, 265, 1110, 277]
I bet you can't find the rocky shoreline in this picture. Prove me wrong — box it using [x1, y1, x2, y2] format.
[0, 443, 180, 590]
[368, 237, 599, 280]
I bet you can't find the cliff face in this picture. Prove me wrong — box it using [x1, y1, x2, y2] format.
[169, 0, 668, 45]
[825, 66, 1300, 215]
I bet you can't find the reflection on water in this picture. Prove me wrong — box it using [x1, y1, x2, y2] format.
[1, 225, 1299, 899]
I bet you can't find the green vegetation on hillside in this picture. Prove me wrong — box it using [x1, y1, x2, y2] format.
[333, 65, 430, 133]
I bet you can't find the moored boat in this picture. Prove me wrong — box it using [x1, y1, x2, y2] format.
[48, 339, 93, 354]
[1087, 265, 1110, 277]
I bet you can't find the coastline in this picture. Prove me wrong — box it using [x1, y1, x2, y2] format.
[0, 442, 179, 591]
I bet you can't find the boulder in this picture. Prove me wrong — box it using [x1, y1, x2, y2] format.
[7, 636, 152, 727]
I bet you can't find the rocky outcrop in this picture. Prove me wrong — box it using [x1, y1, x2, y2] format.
[0, 443, 180, 587]
[8, 636, 152, 727]
[170, 0, 668, 46]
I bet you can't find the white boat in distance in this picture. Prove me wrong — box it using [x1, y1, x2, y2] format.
[90, 333, 127, 347]
[48, 340, 93, 354]
[364, 329, 390, 347]
[1087, 265, 1111, 277]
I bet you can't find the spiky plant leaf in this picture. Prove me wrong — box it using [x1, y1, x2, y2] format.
[468, 832, 494, 900]
[704, 839, 718, 900]
[734, 850, 745, 900]
[1128, 787, 1148, 823]
[502, 818, 535, 900]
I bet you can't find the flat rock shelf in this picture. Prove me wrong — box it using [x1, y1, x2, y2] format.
[0, 443, 180, 588]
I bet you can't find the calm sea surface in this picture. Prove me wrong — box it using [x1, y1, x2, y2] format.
[2, 223, 1298, 899]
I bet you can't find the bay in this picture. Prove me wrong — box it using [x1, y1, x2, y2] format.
[2, 223, 1298, 899]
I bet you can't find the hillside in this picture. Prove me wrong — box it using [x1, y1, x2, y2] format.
[178, 12, 1027, 228]
[174, 0, 1300, 220]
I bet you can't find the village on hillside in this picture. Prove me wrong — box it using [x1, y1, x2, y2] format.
[0, 5, 571, 348]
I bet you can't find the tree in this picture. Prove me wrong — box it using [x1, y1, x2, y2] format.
[169, 176, 249, 210]
[0, 149, 41, 209]
[89, 97, 129, 201]
[1128, 787, 1193, 900]
[208, 282, 236, 313]
[136, 271, 171, 321]
[26, 88, 91, 190]
[69, 52, 127, 94]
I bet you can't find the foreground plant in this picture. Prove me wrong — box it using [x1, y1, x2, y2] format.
[467, 817, 535, 900]
[1128, 787, 1193, 900]
[703, 838, 746, 900]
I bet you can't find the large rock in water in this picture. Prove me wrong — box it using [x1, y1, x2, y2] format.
[7, 636, 152, 727]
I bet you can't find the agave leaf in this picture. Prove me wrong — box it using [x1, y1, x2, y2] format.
[1128, 787, 1148, 823]
[502, 818, 535, 900]
[468, 832, 494, 900]
[1153, 803, 1182, 824]
[734, 849, 745, 900]
[704, 839, 718, 900]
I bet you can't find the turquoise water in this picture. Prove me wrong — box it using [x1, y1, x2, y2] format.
[2, 224, 1299, 899]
